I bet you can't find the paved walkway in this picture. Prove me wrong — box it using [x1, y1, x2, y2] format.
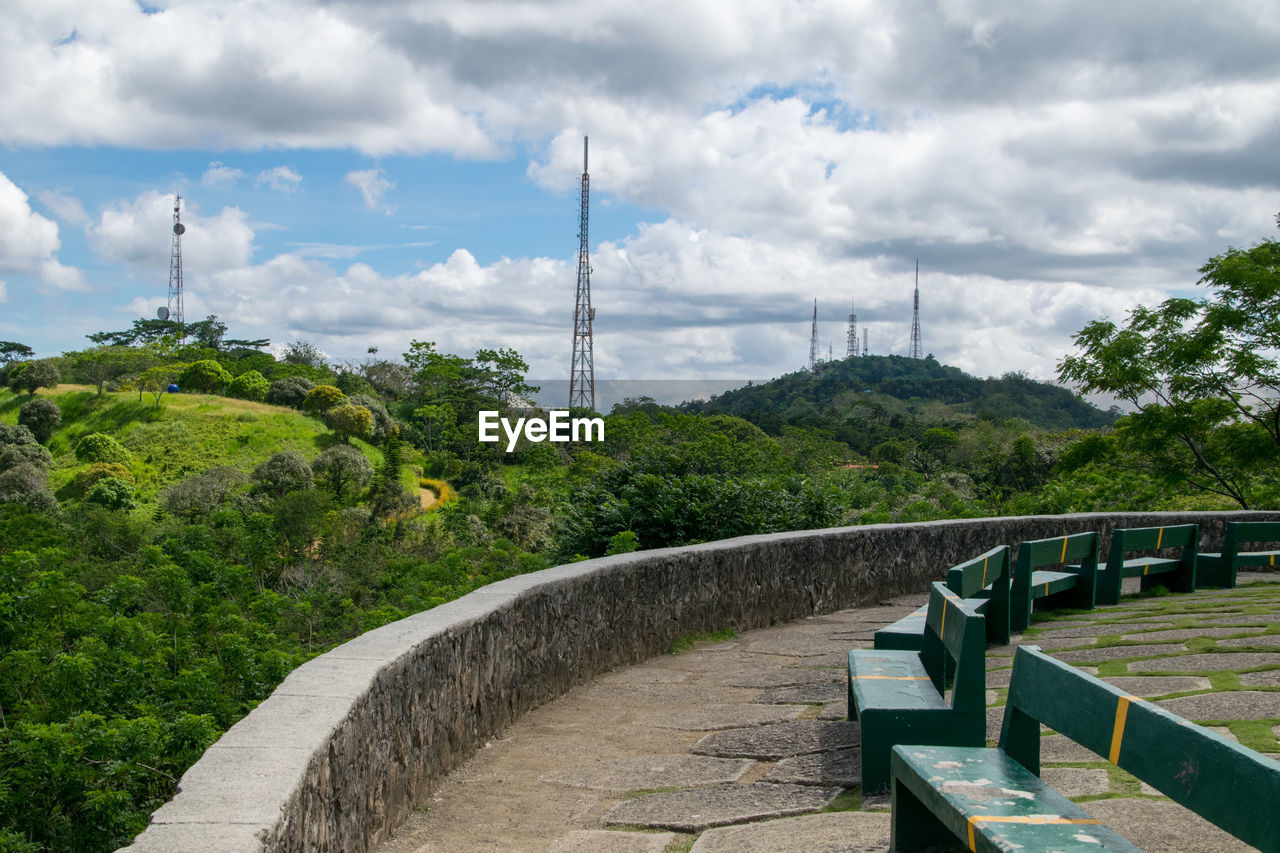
[376, 575, 1280, 853]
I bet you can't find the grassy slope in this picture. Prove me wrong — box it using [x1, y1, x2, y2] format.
[1, 385, 388, 503]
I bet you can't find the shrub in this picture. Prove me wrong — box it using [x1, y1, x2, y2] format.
[178, 359, 233, 394]
[161, 466, 247, 519]
[312, 445, 373, 500]
[18, 398, 62, 443]
[84, 476, 135, 510]
[347, 394, 394, 442]
[0, 462, 57, 513]
[0, 424, 38, 448]
[72, 462, 135, 496]
[0, 443, 52, 474]
[326, 404, 373, 443]
[303, 384, 345, 414]
[252, 450, 313, 497]
[8, 360, 60, 395]
[74, 433, 132, 465]
[265, 375, 314, 409]
[226, 370, 269, 401]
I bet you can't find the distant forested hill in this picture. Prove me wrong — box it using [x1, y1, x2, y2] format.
[686, 355, 1117, 431]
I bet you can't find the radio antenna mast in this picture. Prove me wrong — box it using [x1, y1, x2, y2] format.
[570, 137, 596, 410]
[166, 193, 186, 338]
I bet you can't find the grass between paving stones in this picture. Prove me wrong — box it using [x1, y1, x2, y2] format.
[820, 789, 863, 812]
[661, 836, 696, 853]
[667, 628, 737, 654]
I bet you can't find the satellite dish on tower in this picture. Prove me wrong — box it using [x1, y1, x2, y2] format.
[157, 306, 170, 320]
[173, 222, 185, 235]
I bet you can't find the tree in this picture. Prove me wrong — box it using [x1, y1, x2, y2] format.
[86, 317, 184, 347]
[67, 346, 155, 395]
[227, 370, 270, 401]
[326, 404, 373, 443]
[0, 340, 34, 366]
[9, 360, 59, 395]
[136, 364, 181, 409]
[74, 433, 132, 465]
[160, 466, 246, 519]
[303, 384, 345, 414]
[18, 399, 61, 443]
[179, 359, 233, 394]
[186, 314, 228, 350]
[1059, 218, 1280, 507]
[283, 339, 326, 368]
[312, 444, 373, 500]
[266, 376, 314, 408]
[252, 451, 313, 497]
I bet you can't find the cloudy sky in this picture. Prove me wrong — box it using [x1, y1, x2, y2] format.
[2, 1, 1278, 386]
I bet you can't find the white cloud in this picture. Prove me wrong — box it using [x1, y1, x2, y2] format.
[0, 280, 6, 303]
[345, 169, 394, 211]
[0, 172, 60, 272]
[255, 165, 302, 193]
[202, 161, 245, 188]
[36, 189, 89, 225]
[86, 190, 255, 274]
[39, 258, 90, 292]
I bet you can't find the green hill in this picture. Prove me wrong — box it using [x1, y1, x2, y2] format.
[687, 355, 1116, 432]
[0, 385, 382, 502]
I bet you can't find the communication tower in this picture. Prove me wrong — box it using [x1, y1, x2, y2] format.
[863, 327, 868, 357]
[846, 299, 858, 358]
[570, 137, 596, 410]
[908, 259, 922, 359]
[808, 300, 819, 372]
[161, 193, 186, 332]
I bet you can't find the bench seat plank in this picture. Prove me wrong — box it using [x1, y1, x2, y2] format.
[1028, 569, 1080, 599]
[890, 745, 1141, 852]
[848, 650, 949, 714]
[873, 605, 929, 651]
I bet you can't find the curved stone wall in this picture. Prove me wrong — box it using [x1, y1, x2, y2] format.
[121, 511, 1279, 852]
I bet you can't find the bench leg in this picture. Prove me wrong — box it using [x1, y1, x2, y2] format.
[1198, 555, 1234, 589]
[890, 775, 957, 851]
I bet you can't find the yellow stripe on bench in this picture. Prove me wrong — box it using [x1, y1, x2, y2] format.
[1109, 695, 1137, 764]
[850, 675, 930, 681]
[1060, 537, 1068, 563]
[1156, 526, 1164, 549]
[967, 815, 1102, 851]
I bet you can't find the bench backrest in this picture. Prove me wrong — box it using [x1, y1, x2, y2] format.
[1106, 524, 1198, 571]
[920, 582, 985, 715]
[1222, 520, 1280, 557]
[1016, 531, 1100, 574]
[1000, 646, 1280, 851]
[947, 544, 1011, 597]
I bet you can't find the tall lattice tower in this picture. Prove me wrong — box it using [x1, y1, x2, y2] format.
[908, 259, 922, 359]
[570, 136, 595, 410]
[846, 299, 858, 358]
[808, 299, 819, 371]
[167, 193, 186, 330]
[862, 327, 868, 356]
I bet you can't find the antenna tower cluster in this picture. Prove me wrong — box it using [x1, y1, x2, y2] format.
[163, 193, 186, 329]
[808, 300, 819, 372]
[569, 136, 596, 409]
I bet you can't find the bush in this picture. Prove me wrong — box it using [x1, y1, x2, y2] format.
[312, 445, 373, 500]
[252, 450, 313, 497]
[0, 424, 38, 448]
[18, 398, 61, 443]
[84, 476, 135, 510]
[74, 433, 131, 465]
[178, 359, 232, 394]
[8, 360, 60, 395]
[0, 462, 57, 512]
[72, 462, 135, 496]
[226, 370, 269, 401]
[0, 443, 52, 474]
[161, 466, 247, 519]
[347, 394, 394, 442]
[303, 384, 345, 414]
[265, 375, 315, 409]
[326, 404, 373, 443]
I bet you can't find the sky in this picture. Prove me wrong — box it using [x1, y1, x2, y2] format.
[2, 1, 1279, 387]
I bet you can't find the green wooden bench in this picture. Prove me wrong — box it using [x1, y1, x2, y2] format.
[1198, 520, 1280, 588]
[1096, 524, 1198, 606]
[1010, 531, 1099, 632]
[874, 545, 1012, 651]
[890, 645, 1280, 852]
[849, 582, 986, 793]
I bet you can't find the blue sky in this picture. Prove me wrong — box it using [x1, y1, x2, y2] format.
[2, 1, 1278, 382]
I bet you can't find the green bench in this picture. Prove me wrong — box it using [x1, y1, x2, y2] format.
[890, 645, 1280, 852]
[873, 545, 1012, 651]
[1096, 524, 1198, 606]
[1010, 531, 1099, 632]
[849, 582, 986, 793]
[1198, 520, 1280, 588]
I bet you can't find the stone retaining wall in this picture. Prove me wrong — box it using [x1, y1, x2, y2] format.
[121, 511, 1279, 852]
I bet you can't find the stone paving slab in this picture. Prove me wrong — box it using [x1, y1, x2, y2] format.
[1157, 690, 1280, 720]
[1100, 675, 1212, 697]
[1040, 766, 1111, 797]
[1218, 633, 1280, 648]
[762, 747, 861, 787]
[1053, 642, 1188, 663]
[1201, 614, 1279, 625]
[1128, 651, 1280, 672]
[1239, 669, 1280, 687]
[743, 638, 864, 657]
[817, 701, 847, 720]
[689, 811, 891, 853]
[751, 682, 846, 705]
[986, 668, 1013, 688]
[693, 721, 859, 760]
[1020, 635, 1097, 650]
[1040, 733, 1105, 763]
[594, 667, 690, 685]
[601, 783, 842, 832]
[648, 704, 807, 731]
[1082, 797, 1256, 852]
[1120, 627, 1266, 642]
[549, 830, 677, 852]
[540, 755, 754, 791]
[718, 667, 843, 689]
